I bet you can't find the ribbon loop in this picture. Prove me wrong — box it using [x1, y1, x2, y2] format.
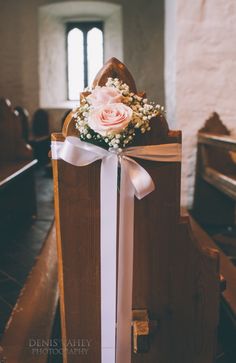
[60, 136, 109, 166]
[122, 156, 155, 200]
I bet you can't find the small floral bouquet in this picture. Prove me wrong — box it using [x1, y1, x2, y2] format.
[73, 78, 164, 151]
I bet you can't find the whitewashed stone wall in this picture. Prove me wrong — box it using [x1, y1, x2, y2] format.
[0, 0, 39, 113]
[0, 0, 164, 118]
[165, 0, 236, 207]
[39, 2, 123, 108]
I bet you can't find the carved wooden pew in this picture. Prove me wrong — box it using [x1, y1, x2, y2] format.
[29, 108, 51, 165]
[0, 98, 37, 229]
[0, 223, 58, 363]
[52, 59, 220, 363]
[192, 112, 236, 359]
[192, 112, 236, 226]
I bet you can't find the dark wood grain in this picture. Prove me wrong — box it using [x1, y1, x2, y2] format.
[92, 57, 137, 93]
[52, 60, 220, 363]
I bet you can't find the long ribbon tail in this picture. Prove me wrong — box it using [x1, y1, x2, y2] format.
[116, 158, 135, 363]
[100, 155, 118, 363]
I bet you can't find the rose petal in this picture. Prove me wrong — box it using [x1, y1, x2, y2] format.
[88, 103, 133, 136]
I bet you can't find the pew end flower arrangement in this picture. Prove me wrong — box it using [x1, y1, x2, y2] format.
[51, 74, 181, 363]
[73, 77, 165, 150]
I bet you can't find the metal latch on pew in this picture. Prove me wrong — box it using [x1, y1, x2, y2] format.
[132, 309, 158, 354]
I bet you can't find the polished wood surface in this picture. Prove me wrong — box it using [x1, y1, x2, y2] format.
[193, 112, 236, 225]
[0, 160, 37, 186]
[52, 58, 220, 363]
[92, 57, 137, 93]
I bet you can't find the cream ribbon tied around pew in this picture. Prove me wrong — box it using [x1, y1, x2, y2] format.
[51, 136, 181, 363]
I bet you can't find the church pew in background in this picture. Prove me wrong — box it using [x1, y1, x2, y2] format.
[52, 58, 220, 363]
[192, 112, 236, 226]
[0, 98, 37, 230]
[189, 216, 236, 362]
[28, 108, 71, 176]
[14, 106, 30, 143]
[191, 112, 236, 361]
[29, 108, 51, 165]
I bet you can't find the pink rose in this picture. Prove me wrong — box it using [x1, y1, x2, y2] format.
[88, 103, 133, 136]
[87, 86, 123, 107]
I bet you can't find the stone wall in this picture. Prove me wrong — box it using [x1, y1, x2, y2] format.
[2, 0, 235, 206]
[0, 0, 164, 118]
[0, 0, 39, 113]
[38, 2, 123, 108]
[165, 0, 236, 206]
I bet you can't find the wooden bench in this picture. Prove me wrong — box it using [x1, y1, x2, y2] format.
[192, 112, 236, 360]
[0, 98, 37, 229]
[192, 112, 236, 226]
[29, 108, 51, 165]
[52, 58, 220, 363]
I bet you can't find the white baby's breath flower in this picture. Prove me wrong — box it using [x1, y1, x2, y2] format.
[75, 77, 164, 149]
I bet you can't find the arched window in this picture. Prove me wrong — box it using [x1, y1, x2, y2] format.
[67, 22, 104, 100]
[39, 2, 123, 108]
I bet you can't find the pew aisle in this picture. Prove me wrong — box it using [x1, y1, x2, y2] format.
[0, 167, 54, 337]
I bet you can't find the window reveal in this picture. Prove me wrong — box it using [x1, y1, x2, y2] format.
[66, 22, 104, 100]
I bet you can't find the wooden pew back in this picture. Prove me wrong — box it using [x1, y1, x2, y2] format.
[0, 98, 37, 228]
[0, 98, 32, 164]
[14, 105, 30, 143]
[193, 112, 236, 225]
[198, 112, 235, 174]
[29, 108, 51, 165]
[52, 58, 220, 363]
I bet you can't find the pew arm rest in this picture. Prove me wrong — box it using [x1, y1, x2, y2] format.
[0, 160, 38, 188]
[198, 132, 236, 152]
[201, 167, 236, 201]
